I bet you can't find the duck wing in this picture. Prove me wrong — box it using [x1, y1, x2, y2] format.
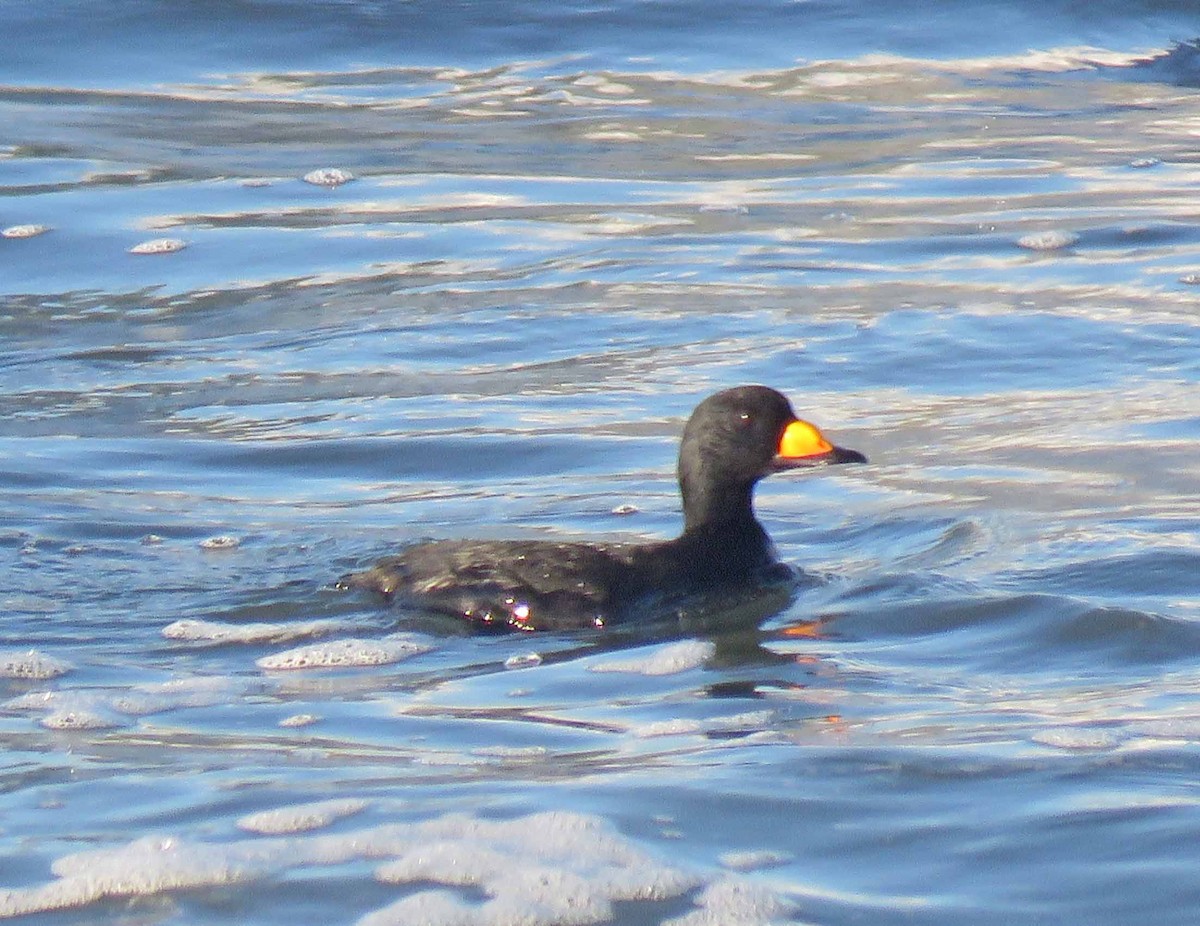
[339, 539, 645, 631]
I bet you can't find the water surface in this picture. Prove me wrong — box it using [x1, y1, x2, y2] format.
[3, 1, 1200, 923]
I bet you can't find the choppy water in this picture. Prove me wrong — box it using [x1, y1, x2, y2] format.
[3, 1, 1200, 923]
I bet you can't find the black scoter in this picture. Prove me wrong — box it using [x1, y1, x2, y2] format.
[339, 385, 866, 631]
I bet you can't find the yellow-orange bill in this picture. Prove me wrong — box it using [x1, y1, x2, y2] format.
[777, 419, 834, 460]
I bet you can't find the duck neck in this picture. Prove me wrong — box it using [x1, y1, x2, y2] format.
[675, 484, 776, 581]
[658, 474, 779, 587]
[680, 476, 760, 534]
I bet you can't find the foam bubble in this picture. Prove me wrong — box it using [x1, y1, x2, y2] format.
[0, 649, 72, 680]
[199, 535, 239, 550]
[41, 708, 120, 731]
[303, 168, 354, 187]
[375, 841, 512, 888]
[589, 640, 715, 676]
[358, 889, 476, 926]
[163, 618, 340, 646]
[237, 799, 369, 835]
[128, 237, 187, 255]
[634, 709, 775, 740]
[2, 223, 51, 239]
[634, 718, 705, 738]
[1031, 727, 1120, 750]
[709, 710, 775, 732]
[6, 691, 121, 730]
[471, 745, 549, 760]
[110, 676, 247, 715]
[718, 849, 793, 872]
[257, 635, 431, 671]
[1017, 230, 1078, 251]
[662, 877, 797, 926]
[279, 713, 321, 728]
[6, 690, 69, 711]
[503, 652, 543, 670]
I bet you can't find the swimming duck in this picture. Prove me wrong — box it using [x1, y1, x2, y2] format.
[339, 385, 865, 631]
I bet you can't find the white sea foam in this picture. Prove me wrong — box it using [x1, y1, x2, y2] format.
[7, 675, 248, 727]
[718, 849, 794, 872]
[0, 810, 700, 923]
[709, 710, 776, 732]
[41, 708, 121, 731]
[1, 223, 51, 239]
[0, 649, 71, 680]
[503, 651, 543, 669]
[162, 617, 340, 645]
[375, 841, 514, 888]
[589, 640, 715, 676]
[0, 807, 785, 925]
[303, 167, 354, 187]
[0, 836, 265, 918]
[471, 745, 549, 760]
[1031, 727, 1121, 750]
[278, 712, 321, 728]
[661, 877, 797, 926]
[634, 710, 775, 740]
[358, 889, 478, 926]
[1017, 230, 1079, 251]
[237, 798, 369, 835]
[634, 718, 705, 738]
[256, 635, 431, 670]
[128, 237, 187, 255]
[199, 535, 240, 550]
[368, 811, 699, 926]
[5, 691, 120, 730]
[110, 676, 248, 715]
[6, 690, 72, 711]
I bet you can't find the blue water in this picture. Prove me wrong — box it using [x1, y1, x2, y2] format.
[3, 1, 1200, 923]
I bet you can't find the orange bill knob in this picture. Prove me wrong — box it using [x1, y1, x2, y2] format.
[777, 419, 834, 459]
[772, 419, 867, 470]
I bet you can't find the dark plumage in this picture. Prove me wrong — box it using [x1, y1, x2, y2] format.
[339, 385, 866, 631]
